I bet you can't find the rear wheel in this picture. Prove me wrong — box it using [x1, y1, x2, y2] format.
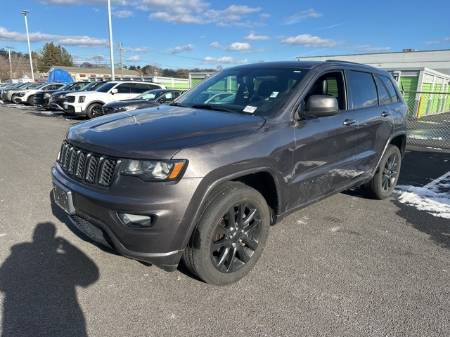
[184, 182, 270, 285]
[366, 145, 402, 199]
[87, 103, 103, 119]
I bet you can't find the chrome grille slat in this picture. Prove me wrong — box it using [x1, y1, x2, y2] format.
[57, 141, 116, 187]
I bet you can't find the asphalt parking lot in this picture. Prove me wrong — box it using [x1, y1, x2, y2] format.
[0, 104, 449, 337]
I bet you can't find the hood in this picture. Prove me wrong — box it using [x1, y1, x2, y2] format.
[51, 90, 70, 97]
[67, 90, 98, 97]
[67, 105, 266, 159]
[104, 99, 158, 110]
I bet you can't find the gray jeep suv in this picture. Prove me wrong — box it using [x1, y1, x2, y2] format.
[51, 61, 407, 285]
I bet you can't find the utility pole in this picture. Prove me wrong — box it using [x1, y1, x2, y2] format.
[21, 10, 34, 81]
[119, 42, 125, 77]
[5, 46, 13, 80]
[107, 0, 115, 80]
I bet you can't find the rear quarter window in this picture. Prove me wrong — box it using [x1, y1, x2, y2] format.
[347, 70, 378, 109]
[380, 75, 399, 103]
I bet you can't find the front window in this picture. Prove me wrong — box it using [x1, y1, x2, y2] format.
[175, 67, 307, 116]
[95, 82, 116, 93]
[136, 90, 162, 100]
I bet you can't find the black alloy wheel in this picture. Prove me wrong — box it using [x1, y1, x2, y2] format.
[365, 145, 402, 199]
[381, 152, 400, 192]
[210, 202, 262, 273]
[183, 182, 270, 285]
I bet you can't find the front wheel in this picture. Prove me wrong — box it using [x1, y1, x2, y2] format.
[86, 103, 104, 119]
[183, 182, 270, 285]
[26, 95, 35, 105]
[366, 145, 402, 199]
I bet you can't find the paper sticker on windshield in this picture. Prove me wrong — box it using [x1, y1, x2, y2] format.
[243, 105, 257, 114]
[270, 91, 279, 98]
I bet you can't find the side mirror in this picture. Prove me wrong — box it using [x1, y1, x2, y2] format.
[110, 88, 118, 95]
[305, 95, 339, 117]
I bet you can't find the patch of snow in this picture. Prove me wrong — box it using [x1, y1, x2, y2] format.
[395, 171, 450, 219]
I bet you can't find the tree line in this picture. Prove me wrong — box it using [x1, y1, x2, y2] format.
[1, 42, 215, 81]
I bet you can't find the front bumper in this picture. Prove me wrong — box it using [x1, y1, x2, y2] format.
[49, 98, 66, 110]
[64, 102, 85, 114]
[33, 95, 49, 106]
[51, 165, 202, 270]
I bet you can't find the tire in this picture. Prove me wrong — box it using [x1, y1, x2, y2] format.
[86, 103, 103, 119]
[184, 182, 270, 285]
[11, 95, 21, 104]
[26, 95, 35, 106]
[366, 145, 402, 199]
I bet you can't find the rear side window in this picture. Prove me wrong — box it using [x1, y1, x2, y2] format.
[116, 83, 133, 93]
[374, 76, 391, 105]
[347, 70, 378, 109]
[380, 75, 399, 103]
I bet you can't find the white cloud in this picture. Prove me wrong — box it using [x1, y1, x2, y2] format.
[127, 55, 141, 62]
[144, 1, 261, 26]
[113, 9, 133, 18]
[209, 41, 223, 49]
[285, 9, 322, 25]
[43, 0, 262, 26]
[227, 42, 251, 51]
[281, 34, 336, 47]
[169, 44, 194, 54]
[245, 32, 270, 41]
[203, 56, 247, 65]
[0, 26, 107, 47]
[42, 0, 131, 4]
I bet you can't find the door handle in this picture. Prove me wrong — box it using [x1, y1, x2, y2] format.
[381, 111, 391, 117]
[343, 119, 357, 126]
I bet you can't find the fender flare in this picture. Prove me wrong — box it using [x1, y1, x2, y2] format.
[177, 166, 284, 250]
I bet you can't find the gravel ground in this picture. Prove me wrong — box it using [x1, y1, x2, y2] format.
[0, 105, 449, 337]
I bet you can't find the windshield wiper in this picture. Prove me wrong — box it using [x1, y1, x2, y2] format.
[190, 104, 238, 113]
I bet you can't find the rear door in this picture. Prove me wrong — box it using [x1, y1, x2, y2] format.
[114, 83, 136, 100]
[345, 70, 393, 173]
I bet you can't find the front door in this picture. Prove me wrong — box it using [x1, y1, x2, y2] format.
[289, 70, 365, 208]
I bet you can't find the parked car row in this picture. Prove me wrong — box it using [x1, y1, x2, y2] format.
[1, 80, 185, 119]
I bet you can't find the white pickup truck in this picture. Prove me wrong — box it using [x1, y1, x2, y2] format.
[64, 81, 165, 118]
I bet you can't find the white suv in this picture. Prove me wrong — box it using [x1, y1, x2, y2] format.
[64, 81, 165, 118]
[15, 83, 65, 105]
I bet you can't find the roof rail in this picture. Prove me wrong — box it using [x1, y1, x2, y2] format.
[325, 59, 362, 65]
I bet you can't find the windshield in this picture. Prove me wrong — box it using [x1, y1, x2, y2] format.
[136, 90, 163, 100]
[95, 82, 116, 93]
[175, 67, 307, 116]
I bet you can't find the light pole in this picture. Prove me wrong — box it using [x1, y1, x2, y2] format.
[21, 10, 34, 82]
[107, 0, 115, 80]
[5, 46, 13, 80]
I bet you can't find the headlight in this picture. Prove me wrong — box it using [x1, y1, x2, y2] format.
[44, 93, 51, 98]
[78, 96, 85, 103]
[17, 92, 25, 97]
[120, 159, 187, 181]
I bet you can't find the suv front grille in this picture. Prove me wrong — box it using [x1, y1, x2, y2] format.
[66, 96, 75, 103]
[58, 142, 117, 187]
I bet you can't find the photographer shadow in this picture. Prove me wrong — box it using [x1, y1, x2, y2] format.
[0, 222, 99, 337]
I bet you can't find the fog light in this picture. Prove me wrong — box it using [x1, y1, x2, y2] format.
[119, 213, 152, 228]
